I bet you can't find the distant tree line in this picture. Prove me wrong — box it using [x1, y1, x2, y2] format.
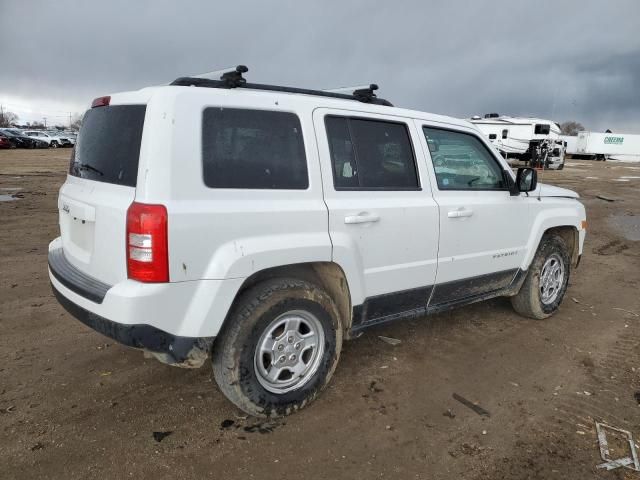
[559, 121, 585, 136]
[0, 109, 18, 128]
[0, 108, 83, 130]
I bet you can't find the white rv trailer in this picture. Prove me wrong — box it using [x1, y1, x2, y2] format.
[575, 131, 640, 161]
[470, 114, 565, 169]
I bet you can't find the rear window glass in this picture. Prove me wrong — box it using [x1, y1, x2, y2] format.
[202, 108, 308, 189]
[70, 105, 146, 187]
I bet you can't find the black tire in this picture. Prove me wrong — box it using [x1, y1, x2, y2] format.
[557, 163, 564, 171]
[50, 141, 58, 148]
[511, 234, 570, 320]
[212, 278, 343, 417]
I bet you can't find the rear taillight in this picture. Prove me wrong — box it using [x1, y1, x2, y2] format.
[126, 202, 169, 283]
[91, 96, 111, 108]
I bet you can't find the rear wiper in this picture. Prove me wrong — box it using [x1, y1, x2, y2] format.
[74, 162, 104, 176]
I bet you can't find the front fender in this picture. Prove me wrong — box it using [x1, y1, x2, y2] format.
[522, 199, 586, 269]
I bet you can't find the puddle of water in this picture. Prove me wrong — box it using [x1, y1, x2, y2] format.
[608, 214, 640, 241]
[620, 176, 640, 179]
[614, 179, 630, 182]
[0, 187, 21, 191]
[0, 194, 18, 202]
[585, 176, 599, 180]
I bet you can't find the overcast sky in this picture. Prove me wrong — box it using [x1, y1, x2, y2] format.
[1, 0, 639, 132]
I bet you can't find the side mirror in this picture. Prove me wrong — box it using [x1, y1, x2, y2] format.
[515, 167, 538, 193]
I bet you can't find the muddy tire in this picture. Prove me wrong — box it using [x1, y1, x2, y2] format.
[511, 234, 570, 320]
[212, 278, 342, 417]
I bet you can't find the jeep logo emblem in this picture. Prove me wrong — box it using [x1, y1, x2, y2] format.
[604, 136, 624, 145]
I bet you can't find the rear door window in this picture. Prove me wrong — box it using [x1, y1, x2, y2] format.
[202, 108, 308, 189]
[70, 105, 146, 187]
[325, 116, 419, 190]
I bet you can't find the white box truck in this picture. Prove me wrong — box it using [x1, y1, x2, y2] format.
[575, 132, 640, 161]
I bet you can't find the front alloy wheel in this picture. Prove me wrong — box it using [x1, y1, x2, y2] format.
[539, 253, 565, 306]
[511, 234, 571, 319]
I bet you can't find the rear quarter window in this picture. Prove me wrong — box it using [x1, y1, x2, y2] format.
[202, 108, 308, 189]
[70, 105, 146, 187]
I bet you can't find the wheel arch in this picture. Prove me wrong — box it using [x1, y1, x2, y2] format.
[225, 262, 355, 337]
[543, 225, 580, 267]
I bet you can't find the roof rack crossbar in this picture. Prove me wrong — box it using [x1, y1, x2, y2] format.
[170, 66, 393, 106]
[220, 65, 248, 88]
[353, 84, 379, 103]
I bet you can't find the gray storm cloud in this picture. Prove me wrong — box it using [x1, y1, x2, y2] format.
[1, 0, 638, 131]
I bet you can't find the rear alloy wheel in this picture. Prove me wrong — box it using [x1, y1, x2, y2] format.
[212, 278, 342, 417]
[50, 141, 58, 148]
[511, 234, 571, 319]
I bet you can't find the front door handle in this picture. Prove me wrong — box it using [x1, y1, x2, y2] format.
[344, 212, 380, 224]
[448, 208, 474, 218]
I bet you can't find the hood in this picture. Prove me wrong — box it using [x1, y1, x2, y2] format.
[532, 183, 580, 199]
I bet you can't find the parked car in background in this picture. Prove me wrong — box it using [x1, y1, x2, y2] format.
[61, 132, 77, 145]
[0, 128, 48, 148]
[23, 131, 64, 148]
[47, 131, 73, 147]
[0, 134, 13, 149]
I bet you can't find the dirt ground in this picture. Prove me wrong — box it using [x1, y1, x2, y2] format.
[1, 149, 639, 479]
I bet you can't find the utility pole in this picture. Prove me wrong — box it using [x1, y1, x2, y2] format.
[43, 117, 47, 128]
[69, 112, 72, 128]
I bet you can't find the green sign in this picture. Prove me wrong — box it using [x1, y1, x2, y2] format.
[604, 136, 624, 145]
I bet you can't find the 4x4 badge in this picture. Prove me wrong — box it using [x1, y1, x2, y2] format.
[62, 204, 70, 214]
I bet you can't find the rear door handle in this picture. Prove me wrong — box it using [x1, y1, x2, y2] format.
[448, 208, 474, 218]
[344, 212, 380, 224]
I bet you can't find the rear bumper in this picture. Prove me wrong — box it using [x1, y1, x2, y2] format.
[51, 283, 212, 367]
[48, 240, 245, 363]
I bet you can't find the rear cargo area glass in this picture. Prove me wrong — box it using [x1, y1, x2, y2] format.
[70, 105, 146, 187]
[202, 108, 308, 189]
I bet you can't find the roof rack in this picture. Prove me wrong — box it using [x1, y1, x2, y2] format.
[170, 65, 393, 107]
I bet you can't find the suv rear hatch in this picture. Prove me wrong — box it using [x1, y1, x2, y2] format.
[59, 102, 146, 286]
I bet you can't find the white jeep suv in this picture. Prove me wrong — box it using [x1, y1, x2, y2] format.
[49, 67, 586, 417]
